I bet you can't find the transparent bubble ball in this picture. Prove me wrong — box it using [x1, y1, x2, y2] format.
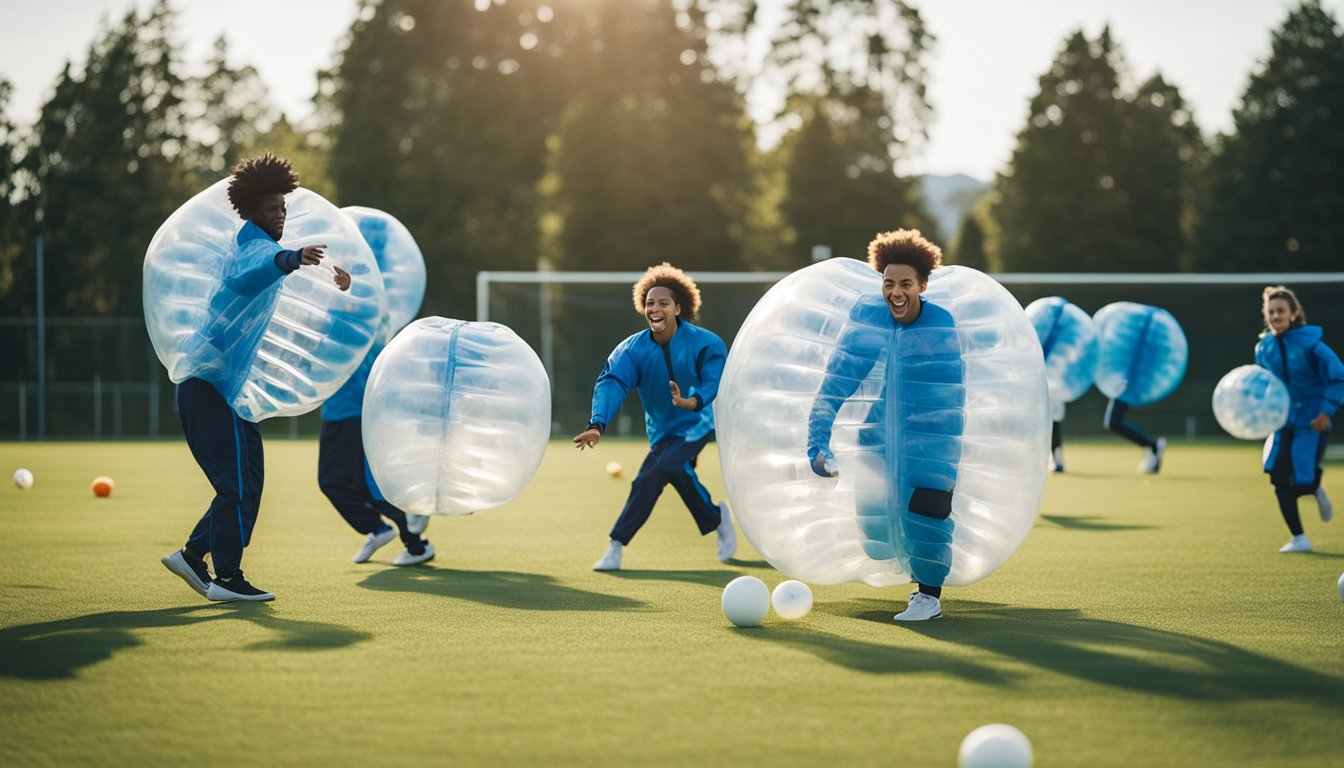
[341, 206, 427, 342]
[1212, 365, 1290, 440]
[362, 317, 551, 516]
[716, 259, 1049, 588]
[1024, 296, 1098, 407]
[1093, 302, 1187, 406]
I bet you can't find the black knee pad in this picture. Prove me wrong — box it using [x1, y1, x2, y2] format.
[909, 488, 953, 520]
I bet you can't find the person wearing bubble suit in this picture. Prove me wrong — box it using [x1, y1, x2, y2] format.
[1255, 286, 1344, 553]
[1094, 302, 1186, 474]
[317, 208, 433, 567]
[160, 154, 352, 603]
[1025, 297, 1098, 474]
[807, 230, 965, 621]
[573, 263, 737, 571]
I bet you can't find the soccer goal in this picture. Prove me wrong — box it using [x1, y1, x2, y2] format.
[477, 268, 1344, 438]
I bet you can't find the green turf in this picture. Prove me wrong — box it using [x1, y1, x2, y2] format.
[1, 439, 1341, 767]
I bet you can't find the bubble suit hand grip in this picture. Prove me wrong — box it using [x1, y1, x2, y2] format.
[717, 259, 1049, 588]
[340, 206, 427, 342]
[1025, 297, 1098, 416]
[143, 179, 384, 422]
[1212, 365, 1290, 439]
[1093, 302, 1187, 406]
[362, 317, 551, 516]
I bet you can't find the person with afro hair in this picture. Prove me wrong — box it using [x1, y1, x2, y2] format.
[160, 153, 349, 604]
[807, 229, 965, 621]
[574, 263, 737, 571]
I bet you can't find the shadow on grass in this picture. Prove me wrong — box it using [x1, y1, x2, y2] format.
[813, 598, 1342, 705]
[607, 569, 737, 587]
[1038, 514, 1153, 532]
[0, 604, 370, 680]
[358, 567, 646, 612]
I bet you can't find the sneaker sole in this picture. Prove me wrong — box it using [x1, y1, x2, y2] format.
[206, 586, 275, 602]
[161, 555, 210, 598]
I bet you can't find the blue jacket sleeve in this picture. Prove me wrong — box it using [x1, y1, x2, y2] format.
[690, 339, 727, 411]
[1312, 341, 1344, 416]
[590, 341, 639, 429]
[807, 323, 879, 460]
[224, 238, 290, 297]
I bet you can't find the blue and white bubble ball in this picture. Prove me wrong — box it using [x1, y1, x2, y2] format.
[341, 206, 427, 342]
[144, 179, 384, 421]
[1212, 365, 1290, 440]
[717, 259, 1049, 588]
[362, 318, 551, 516]
[1093, 302, 1187, 405]
[1024, 297, 1097, 419]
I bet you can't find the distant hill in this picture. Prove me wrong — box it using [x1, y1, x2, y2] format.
[919, 173, 988, 243]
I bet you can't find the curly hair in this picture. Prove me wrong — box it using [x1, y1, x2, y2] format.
[867, 229, 943, 283]
[632, 262, 701, 321]
[227, 153, 300, 218]
[1262, 285, 1307, 329]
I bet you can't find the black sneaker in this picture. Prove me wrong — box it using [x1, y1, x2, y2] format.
[206, 572, 275, 602]
[161, 548, 212, 598]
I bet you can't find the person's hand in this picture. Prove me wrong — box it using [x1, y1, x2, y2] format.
[333, 265, 351, 292]
[670, 381, 697, 410]
[810, 451, 838, 478]
[299, 244, 327, 265]
[1311, 413, 1330, 432]
[573, 428, 601, 450]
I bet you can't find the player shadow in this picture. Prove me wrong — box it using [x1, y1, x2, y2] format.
[1038, 514, 1153, 532]
[847, 599, 1344, 706]
[606, 568, 735, 587]
[358, 567, 646, 612]
[0, 604, 371, 680]
[732, 622, 1016, 683]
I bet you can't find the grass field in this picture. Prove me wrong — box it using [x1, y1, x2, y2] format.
[1, 438, 1341, 767]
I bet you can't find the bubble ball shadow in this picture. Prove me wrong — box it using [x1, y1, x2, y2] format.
[0, 604, 371, 681]
[1038, 514, 1153, 532]
[606, 568, 746, 587]
[817, 599, 1343, 705]
[357, 567, 646, 612]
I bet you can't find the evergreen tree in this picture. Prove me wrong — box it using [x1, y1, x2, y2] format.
[323, 0, 560, 317]
[950, 213, 987, 270]
[1191, 0, 1344, 271]
[992, 28, 1202, 272]
[541, 0, 755, 272]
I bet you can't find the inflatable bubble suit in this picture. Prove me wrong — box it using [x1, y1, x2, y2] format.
[1212, 365, 1290, 440]
[1024, 297, 1098, 417]
[362, 317, 551, 516]
[143, 179, 385, 422]
[1093, 302, 1188, 406]
[717, 259, 1049, 588]
[340, 206, 427, 342]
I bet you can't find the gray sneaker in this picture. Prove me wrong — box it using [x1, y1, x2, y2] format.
[353, 527, 398, 564]
[593, 540, 622, 571]
[206, 573, 275, 602]
[1316, 487, 1333, 523]
[393, 542, 436, 566]
[161, 548, 212, 598]
[716, 502, 738, 563]
[894, 592, 942, 621]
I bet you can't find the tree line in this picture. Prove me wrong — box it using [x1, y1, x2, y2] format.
[1, 0, 1341, 324]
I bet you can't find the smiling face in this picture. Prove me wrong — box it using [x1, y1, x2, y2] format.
[251, 193, 287, 240]
[1263, 297, 1298, 336]
[644, 286, 681, 341]
[882, 263, 927, 325]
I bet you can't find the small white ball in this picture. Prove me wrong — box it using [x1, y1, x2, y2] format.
[13, 468, 33, 490]
[771, 580, 813, 619]
[605, 461, 623, 478]
[721, 576, 770, 628]
[959, 724, 1032, 768]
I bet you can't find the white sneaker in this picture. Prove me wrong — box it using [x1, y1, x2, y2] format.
[353, 527, 398, 563]
[1316, 487, 1333, 523]
[1050, 447, 1065, 473]
[406, 514, 430, 534]
[393, 542, 436, 566]
[716, 502, 738, 563]
[593, 540, 622, 571]
[1140, 438, 1167, 474]
[1279, 534, 1312, 553]
[894, 592, 942, 621]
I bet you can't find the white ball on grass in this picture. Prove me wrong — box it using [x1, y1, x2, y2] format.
[959, 724, 1032, 768]
[722, 576, 770, 628]
[13, 468, 34, 490]
[771, 580, 813, 619]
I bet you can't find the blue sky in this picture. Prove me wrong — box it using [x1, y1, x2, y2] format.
[2, 0, 1339, 181]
